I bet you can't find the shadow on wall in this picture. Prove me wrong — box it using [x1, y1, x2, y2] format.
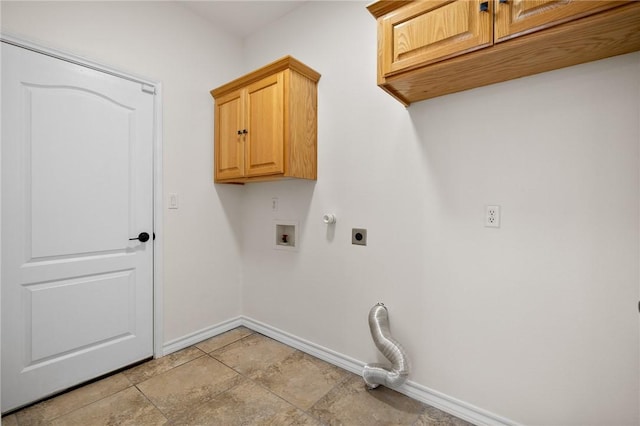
[215, 184, 246, 249]
[405, 82, 534, 211]
[264, 180, 317, 249]
[216, 179, 318, 253]
[324, 216, 336, 242]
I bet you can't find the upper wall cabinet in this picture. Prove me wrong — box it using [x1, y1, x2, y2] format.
[368, 0, 640, 106]
[379, 0, 493, 75]
[211, 56, 320, 184]
[494, 0, 622, 42]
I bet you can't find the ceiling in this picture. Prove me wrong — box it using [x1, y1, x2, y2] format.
[180, 1, 308, 39]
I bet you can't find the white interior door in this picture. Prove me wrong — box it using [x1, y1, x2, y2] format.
[1, 42, 155, 412]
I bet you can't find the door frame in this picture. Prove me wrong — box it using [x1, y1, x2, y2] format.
[0, 33, 165, 363]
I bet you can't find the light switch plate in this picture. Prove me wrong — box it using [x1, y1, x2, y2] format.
[169, 193, 179, 209]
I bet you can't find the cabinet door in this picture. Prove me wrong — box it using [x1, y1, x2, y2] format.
[380, 0, 492, 76]
[495, 0, 624, 42]
[245, 72, 284, 177]
[215, 90, 244, 181]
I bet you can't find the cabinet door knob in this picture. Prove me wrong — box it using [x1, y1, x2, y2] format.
[242, 129, 248, 134]
[237, 130, 242, 135]
[480, 1, 489, 11]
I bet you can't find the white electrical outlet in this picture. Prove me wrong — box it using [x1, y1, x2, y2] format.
[272, 197, 279, 212]
[485, 205, 500, 228]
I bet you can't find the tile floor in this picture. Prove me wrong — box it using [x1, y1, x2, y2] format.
[3, 327, 473, 425]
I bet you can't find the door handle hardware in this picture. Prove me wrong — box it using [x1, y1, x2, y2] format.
[242, 129, 248, 134]
[129, 232, 150, 243]
[237, 130, 242, 135]
[480, 1, 489, 11]
[499, 0, 507, 3]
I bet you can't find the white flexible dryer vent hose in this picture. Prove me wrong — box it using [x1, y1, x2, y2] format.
[363, 302, 410, 389]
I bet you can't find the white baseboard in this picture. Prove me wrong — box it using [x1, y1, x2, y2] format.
[240, 316, 366, 376]
[399, 380, 520, 426]
[161, 316, 243, 356]
[240, 316, 519, 426]
[162, 315, 519, 426]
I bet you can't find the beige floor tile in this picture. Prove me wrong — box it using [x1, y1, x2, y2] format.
[172, 377, 321, 426]
[414, 406, 475, 426]
[48, 387, 167, 426]
[309, 374, 425, 425]
[137, 355, 240, 420]
[210, 333, 296, 378]
[253, 350, 351, 410]
[123, 346, 205, 384]
[1, 414, 18, 426]
[7, 336, 453, 426]
[15, 373, 132, 425]
[195, 326, 254, 353]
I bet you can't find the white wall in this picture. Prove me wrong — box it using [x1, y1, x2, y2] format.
[240, 2, 640, 425]
[0, 1, 245, 342]
[2, 1, 639, 424]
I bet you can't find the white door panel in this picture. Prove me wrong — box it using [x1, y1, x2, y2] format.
[29, 84, 132, 258]
[28, 270, 135, 362]
[2, 42, 154, 412]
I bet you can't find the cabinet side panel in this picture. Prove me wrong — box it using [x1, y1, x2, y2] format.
[377, 17, 387, 86]
[287, 70, 317, 180]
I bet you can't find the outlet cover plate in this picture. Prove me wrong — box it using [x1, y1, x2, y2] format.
[485, 205, 501, 228]
[352, 228, 367, 246]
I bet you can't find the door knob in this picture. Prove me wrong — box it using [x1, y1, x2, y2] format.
[129, 232, 150, 242]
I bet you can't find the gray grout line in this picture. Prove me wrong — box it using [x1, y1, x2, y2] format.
[196, 328, 256, 355]
[134, 384, 170, 424]
[207, 347, 331, 426]
[5, 372, 135, 422]
[8, 327, 445, 426]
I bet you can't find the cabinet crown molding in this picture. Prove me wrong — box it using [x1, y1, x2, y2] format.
[367, 0, 410, 19]
[211, 55, 320, 99]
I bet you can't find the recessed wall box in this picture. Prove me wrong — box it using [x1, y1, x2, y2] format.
[274, 220, 298, 251]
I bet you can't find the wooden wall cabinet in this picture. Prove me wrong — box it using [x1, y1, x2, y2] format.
[378, 0, 493, 76]
[368, 0, 640, 105]
[211, 56, 320, 184]
[494, 0, 623, 42]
